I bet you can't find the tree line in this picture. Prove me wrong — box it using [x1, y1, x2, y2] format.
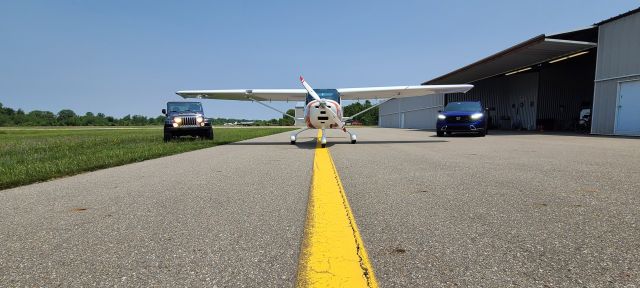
[0, 101, 378, 127]
[0, 102, 166, 126]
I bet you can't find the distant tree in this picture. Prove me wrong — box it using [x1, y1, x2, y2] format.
[27, 110, 56, 126]
[280, 109, 295, 126]
[57, 109, 78, 126]
[0, 102, 245, 127]
[120, 115, 131, 126]
[154, 115, 166, 125]
[343, 100, 378, 126]
[131, 115, 147, 126]
[105, 116, 116, 125]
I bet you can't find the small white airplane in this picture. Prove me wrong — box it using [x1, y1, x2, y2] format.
[177, 76, 473, 147]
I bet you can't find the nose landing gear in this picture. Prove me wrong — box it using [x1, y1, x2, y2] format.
[320, 130, 327, 148]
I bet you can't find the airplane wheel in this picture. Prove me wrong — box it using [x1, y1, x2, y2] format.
[290, 140, 296, 145]
[351, 139, 356, 144]
[321, 144, 326, 148]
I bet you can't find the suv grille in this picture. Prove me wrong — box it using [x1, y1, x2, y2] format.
[447, 116, 471, 123]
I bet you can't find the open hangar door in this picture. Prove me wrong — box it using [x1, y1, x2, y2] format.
[425, 29, 598, 131]
[445, 49, 596, 131]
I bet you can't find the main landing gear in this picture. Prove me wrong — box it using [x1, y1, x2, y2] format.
[345, 128, 357, 144]
[290, 127, 309, 145]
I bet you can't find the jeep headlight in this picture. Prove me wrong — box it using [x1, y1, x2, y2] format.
[471, 113, 484, 120]
[196, 116, 204, 123]
[173, 117, 182, 124]
[437, 114, 446, 120]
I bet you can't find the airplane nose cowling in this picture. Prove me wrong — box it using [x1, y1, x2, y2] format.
[306, 100, 341, 129]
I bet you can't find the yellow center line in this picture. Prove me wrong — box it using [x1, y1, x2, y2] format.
[296, 130, 378, 288]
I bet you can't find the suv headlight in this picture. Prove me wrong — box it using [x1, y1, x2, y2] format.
[196, 116, 204, 123]
[471, 113, 484, 120]
[173, 117, 182, 124]
[437, 114, 446, 120]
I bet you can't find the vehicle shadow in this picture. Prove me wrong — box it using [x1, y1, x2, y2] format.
[407, 129, 638, 139]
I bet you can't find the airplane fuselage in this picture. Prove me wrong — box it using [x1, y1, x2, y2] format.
[303, 88, 344, 129]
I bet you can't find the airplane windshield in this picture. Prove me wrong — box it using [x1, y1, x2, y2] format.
[167, 102, 203, 113]
[306, 89, 340, 104]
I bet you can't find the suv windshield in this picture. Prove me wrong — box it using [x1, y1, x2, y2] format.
[167, 102, 203, 113]
[444, 102, 482, 112]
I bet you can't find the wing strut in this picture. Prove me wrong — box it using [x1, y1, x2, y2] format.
[247, 97, 295, 119]
[342, 98, 393, 121]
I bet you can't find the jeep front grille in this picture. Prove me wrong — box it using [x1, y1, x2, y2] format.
[182, 116, 197, 126]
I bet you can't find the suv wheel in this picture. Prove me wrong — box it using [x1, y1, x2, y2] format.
[163, 132, 172, 142]
[436, 131, 444, 137]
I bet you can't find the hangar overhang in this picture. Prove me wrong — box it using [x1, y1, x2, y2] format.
[423, 31, 597, 85]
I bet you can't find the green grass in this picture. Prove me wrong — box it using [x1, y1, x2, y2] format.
[0, 127, 295, 190]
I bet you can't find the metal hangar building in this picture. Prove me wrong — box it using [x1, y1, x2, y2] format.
[379, 7, 640, 136]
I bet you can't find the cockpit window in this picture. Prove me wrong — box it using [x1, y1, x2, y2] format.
[306, 89, 340, 104]
[167, 102, 203, 113]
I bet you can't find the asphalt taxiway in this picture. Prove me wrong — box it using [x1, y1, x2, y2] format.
[1, 128, 639, 287]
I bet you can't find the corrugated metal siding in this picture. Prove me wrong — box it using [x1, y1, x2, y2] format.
[595, 12, 640, 79]
[378, 94, 443, 128]
[379, 98, 400, 127]
[447, 73, 538, 130]
[592, 12, 640, 134]
[537, 51, 596, 130]
[592, 76, 640, 134]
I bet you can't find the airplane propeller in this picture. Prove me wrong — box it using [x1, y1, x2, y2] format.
[300, 76, 344, 128]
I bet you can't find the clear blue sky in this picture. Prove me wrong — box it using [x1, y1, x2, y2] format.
[1, 0, 638, 119]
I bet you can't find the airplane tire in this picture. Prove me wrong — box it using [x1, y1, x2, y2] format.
[290, 140, 296, 145]
[351, 139, 356, 144]
[321, 144, 326, 148]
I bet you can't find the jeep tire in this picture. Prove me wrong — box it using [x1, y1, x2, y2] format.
[204, 128, 214, 140]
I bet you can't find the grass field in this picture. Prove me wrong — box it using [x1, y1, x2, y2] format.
[0, 127, 295, 190]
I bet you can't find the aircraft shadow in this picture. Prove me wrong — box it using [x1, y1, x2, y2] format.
[228, 139, 448, 149]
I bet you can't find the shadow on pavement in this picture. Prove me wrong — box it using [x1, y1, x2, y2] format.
[407, 128, 639, 139]
[228, 139, 448, 149]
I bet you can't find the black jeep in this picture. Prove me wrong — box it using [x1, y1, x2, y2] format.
[162, 101, 213, 141]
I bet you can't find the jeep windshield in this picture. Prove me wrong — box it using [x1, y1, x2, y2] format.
[444, 102, 482, 112]
[167, 102, 203, 113]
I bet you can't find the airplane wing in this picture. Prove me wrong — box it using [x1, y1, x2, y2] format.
[176, 89, 308, 102]
[337, 84, 473, 100]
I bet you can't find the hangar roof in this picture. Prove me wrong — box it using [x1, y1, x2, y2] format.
[595, 7, 640, 25]
[423, 28, 597, 85]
